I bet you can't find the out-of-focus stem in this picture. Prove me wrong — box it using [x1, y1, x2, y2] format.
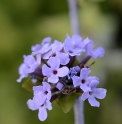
[67, 0, 84, 124]
[79, 56, 91, 66]
[74, 98, 84, 124]
[67, 0, 80, 34]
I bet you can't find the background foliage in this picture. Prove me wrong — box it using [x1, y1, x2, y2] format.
[0, 0, 122, 124]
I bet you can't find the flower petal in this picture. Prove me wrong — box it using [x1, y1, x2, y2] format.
[41, 37, 52, 45]
[88, 96, 100, 107]
[47, 57, 60, 70]
[36, 54, 41, 64]
[89, 79, 99, 89]
[38, 107, 47, 121]
[48, 75, 59, 83]
[33, 86, 43, 95]
[80, 92, 89, 101]
[42, 64, 52, 76]
[82, 37, 90, 47]
[64, 34, 85, 56]
[72, 34, 82, 42]
[57, 52, 70, 65]
[43, 51, 52, 59]
[27, 99, 38, 110]
[43, 82, 51, 91]
[80, 84, 91, 92]
[33, 93, 46, 106]
[80, 68, 91, 80]
[93, 88, 107, 99]
[86, 40, 105, 59]
[31, 44, 42, 52]
[24, 63, 39, 73]
[17, 74, 28, 83]
[57, 67, 69, 77]
[46, 91, 52, 100]
[72, 76, 81, 87]
[87, 76, 99, 82]
[92, 47, 105, 59]
[39, 43, 51, 54]
[24, 55, 35, 67]
[45, 100, 52, 110]
[52, 40, 63, 52]
[86, 40, 93, 55]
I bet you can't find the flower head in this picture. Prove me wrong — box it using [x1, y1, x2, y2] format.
[17, 34, 107, 121]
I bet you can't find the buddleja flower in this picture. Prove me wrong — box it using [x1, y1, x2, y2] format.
[31, 37, 52, 55]
[27, 82, 52, 121]
[64, 34, 89, 56]
[43, 40, 70, 65]
[73, 68, 92, 92]
[17, 54, 41, 82]
[80, 79, 107, 107]
[86, 38, 105, 59]
[42, 57, 69, 83]
[17, 34, 107, 121]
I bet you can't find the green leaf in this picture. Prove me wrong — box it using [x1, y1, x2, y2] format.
[22, 78, 42, 92]
[56, 93, 81, 113]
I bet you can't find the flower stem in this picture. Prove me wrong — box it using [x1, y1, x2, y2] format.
[67, 0, 84, 124]
[79, 56, 91, 66]
[74, 98, 84, 124]
[67, 0, 80, 34]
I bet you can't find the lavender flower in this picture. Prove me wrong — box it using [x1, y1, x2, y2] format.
[27, 99, 52, 121]
[32, 37, 52, 56]
[64, 34, 89, 56]
[27, 82, 52, 121]
[42, 57, 69, 83]
[86, 38, 105, 59]
[17, 34, 107, 121]
[43, 40, 70, 65]
[80, 79, 107, 107]
[72, 68, 92, 92]
[33, 82, 51, 102]
[17, 55, 41, 82]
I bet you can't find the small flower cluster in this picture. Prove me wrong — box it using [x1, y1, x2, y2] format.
[17, 34, 107, 121]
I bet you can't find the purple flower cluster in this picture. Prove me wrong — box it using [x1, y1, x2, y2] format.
[27, 82, 52, 121]
[17, 34, 107, 121]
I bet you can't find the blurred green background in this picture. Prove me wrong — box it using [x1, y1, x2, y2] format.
[0, 0, 122, 124]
